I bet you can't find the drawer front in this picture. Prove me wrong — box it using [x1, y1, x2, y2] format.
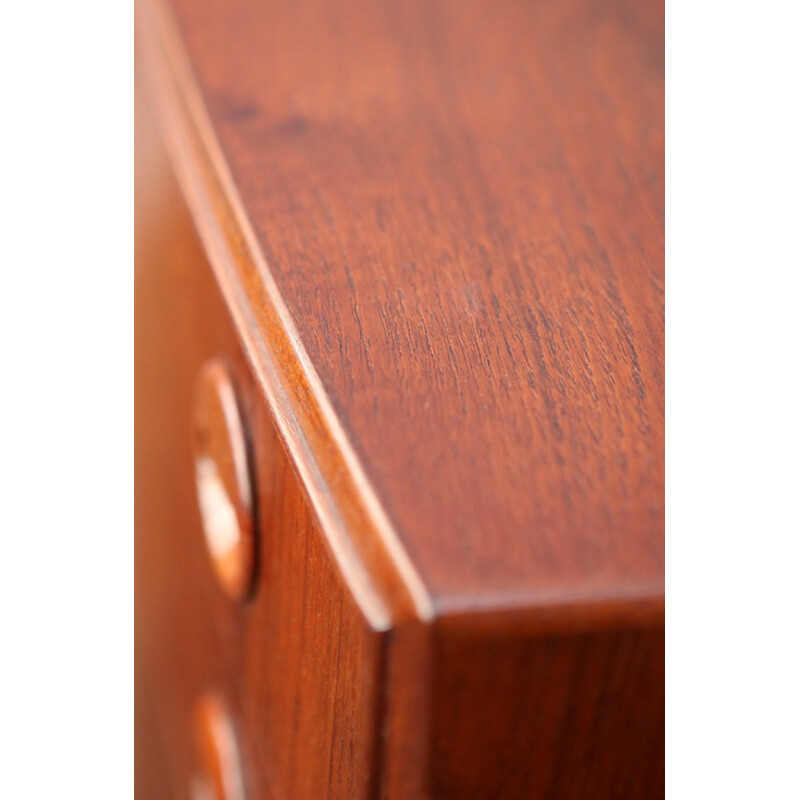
[136, 105, 382, 800]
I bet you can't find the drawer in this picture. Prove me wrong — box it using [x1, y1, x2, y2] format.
[135, 112, 382, 799]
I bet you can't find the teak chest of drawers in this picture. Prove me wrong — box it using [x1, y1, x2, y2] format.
[135, 0, 665, 797]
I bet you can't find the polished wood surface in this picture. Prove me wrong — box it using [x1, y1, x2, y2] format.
[143, 0, 664, 621]
[136, 0, 664, 795]
[193, 359, 258, 602]
[136, 108, 383, 798]
[193, 693, 247, 800]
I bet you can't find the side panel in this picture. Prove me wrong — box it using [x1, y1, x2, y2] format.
[430, 623, 665, 799]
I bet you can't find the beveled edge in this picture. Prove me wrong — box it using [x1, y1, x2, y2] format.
[136, 0, 432, 632]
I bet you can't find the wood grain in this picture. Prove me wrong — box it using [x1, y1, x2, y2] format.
[136, 0, 664, 795]
[150, 0, 664, 618]
[136, 93, 385, 798]
[430, 623, 664, 798]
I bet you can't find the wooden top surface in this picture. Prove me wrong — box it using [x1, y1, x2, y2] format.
[148, 0, 664, 624]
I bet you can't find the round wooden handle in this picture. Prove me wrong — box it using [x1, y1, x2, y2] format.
[192, 693, 246, 800]
[192, 359, 256, 601]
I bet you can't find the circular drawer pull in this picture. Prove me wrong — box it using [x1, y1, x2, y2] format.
[192, 360, 256, 601]
[192, 693, 245, 800]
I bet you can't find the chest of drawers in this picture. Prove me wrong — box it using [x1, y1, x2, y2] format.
[135, 0, 665, 796]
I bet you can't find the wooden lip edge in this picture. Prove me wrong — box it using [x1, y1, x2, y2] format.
[137, 0, 432, 631]
[137, 0, 665, 639]
[434, 583, 665, 637]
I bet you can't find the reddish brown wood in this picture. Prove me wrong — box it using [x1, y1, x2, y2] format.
[135, 116, 384, 798]
[141, 0, 664, 619]
[136, 0, 664, 795]
[193, 693, 246, 800]
[193, 360, 257, 601]
[430, 623, 664, 798]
